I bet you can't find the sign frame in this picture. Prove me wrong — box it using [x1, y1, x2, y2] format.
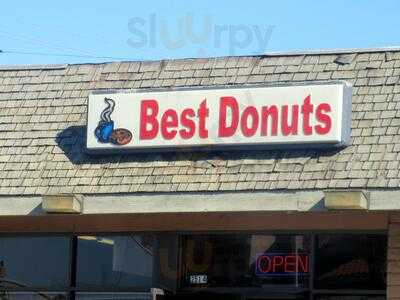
[85, 81, 352, 154]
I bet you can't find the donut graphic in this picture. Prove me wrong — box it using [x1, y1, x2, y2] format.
[110, 128, 132, 145]
[94, 97, 132, 146]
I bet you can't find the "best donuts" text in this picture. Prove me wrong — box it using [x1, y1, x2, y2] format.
[139, 95, 332, 140]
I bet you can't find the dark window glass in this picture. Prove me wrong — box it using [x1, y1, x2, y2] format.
[315, 296, 385, 300]
[163, 294, 309, 300]
[181, 234, 311, 288]
[76, 235, 155, 289]
[0, 236, 70, 289]
[0, 292, 68, 300]
[315, 234, 387, 290]
[76, 292, 152, 300]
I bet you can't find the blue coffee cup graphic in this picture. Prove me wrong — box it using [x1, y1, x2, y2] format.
[94, 97, 133, 145]
[95, 120, 114, 143]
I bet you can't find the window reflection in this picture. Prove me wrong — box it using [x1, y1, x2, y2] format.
[0, 236, 70, 289]
[0, 233, 386, 299]
[0, 292, 67, 300]
[316, 296, 385, 300]
[315, 234, 387, 290]
[76, 235, 155, 289]
[76, 292, 152, 300]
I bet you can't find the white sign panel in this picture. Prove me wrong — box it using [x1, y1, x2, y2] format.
[86, 82, 352, 152]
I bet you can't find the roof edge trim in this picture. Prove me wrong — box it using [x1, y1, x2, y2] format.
[263, 46, 400, 56]
[0, 64, 67, 71]
[1, 46, 400, 70]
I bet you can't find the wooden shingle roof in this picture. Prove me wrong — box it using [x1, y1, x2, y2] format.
[1, 50, 400, 195]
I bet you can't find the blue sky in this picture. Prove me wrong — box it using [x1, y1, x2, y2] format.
[0, 0, 399, 65]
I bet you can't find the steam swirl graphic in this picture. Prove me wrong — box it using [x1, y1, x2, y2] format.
[94, 97, 132, 146]
[100, 97, 115, 122]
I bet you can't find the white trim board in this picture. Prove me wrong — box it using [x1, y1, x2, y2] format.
[0, 190, 399, 216]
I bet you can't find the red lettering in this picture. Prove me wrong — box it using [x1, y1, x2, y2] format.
[284, 255, 296, 273]
[272, 256, 284, 272]
[281, 105, 299, 135]
[297, 255, 309, 273]
[258, 256, 271, 273]
[315, 103, 332, 135]
[161, 109, 178, 140]
[141, 94, 331, 143]
[240, 106, 259, 137]
[198, 99, 209, 139]
[218, 96, 239, 137]
[261, 105, 278, 136]
[140, 100, 159, 140]
[257, 254, 310, 275]
[179, 108, 196, 139]
[301, 95, 313, 135]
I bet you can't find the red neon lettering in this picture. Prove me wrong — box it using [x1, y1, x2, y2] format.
[272, 256, 284, 272]
[297, 255, 309, 273]
[257, 254, 310, 275]
[258, 255, 271, 273]
[284, 255, 296, 273]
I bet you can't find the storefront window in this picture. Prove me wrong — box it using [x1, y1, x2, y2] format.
[0, 233, 387, 300]
[75, 292, 152, 300]
[181, 234, 311, 289]
[315, 296, 385, 300]
[315, 234, 387, 290]
[0, 292, 68, 300]
[76, 235, 155, 289]
[179, 233, 386, 299]
[0, 236, 70, 289]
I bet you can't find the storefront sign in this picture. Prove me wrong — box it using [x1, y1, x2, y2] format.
[86, 82, 351, 152]
[256, 253, 309, 276]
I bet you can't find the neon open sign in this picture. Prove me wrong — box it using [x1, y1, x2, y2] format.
[255, 253, 309, 276]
